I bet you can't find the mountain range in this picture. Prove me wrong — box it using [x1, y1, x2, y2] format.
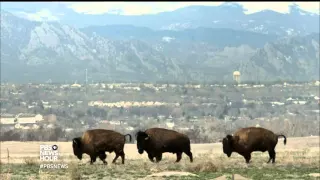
[0, 4, 319, 83]
[3, 3, 319, 36]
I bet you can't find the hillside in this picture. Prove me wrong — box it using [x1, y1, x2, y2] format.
[240, 33, 320, 82]
[1, 11, 185, 83]
[1, 10, 319, 83]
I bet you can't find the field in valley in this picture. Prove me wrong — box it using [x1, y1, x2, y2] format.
[1, 136, 319, 180]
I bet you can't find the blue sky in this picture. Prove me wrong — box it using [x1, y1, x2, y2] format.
[1, 2, 319, 22]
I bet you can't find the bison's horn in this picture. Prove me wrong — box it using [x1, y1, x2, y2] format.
[145, 135, 150, 140]
[73, 139, 77, 145]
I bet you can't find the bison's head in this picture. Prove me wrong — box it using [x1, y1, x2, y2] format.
[222, 135, 233, 157]
[72, 137, 83, 160]
[136, 131, 150, 154]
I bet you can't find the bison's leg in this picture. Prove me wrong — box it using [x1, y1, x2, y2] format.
[184, 151, 193, 162]
[267, 149, 276, 163]
[267, 151, 272, 163]
[148, 154, 155, 162]
[244, 153, 251, 164]
[271, 150, 276, 163]
[99, 152, 107, 165]
[175, 152, 182, 163]
[90, 155, 97, 165]
[120, 151, 125, 164]
[267, 156, 272, 163]
[112, 153, 120, 164]
[155, 154, 162, 163]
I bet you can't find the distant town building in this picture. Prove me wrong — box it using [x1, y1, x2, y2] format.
[0, 113, 44, 129]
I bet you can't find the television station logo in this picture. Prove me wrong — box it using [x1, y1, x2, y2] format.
[39, 144, 59, 161]
[39, 144, 68, 169]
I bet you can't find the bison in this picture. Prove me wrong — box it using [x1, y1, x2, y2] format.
[221, 127, 287, 164]
[136, 127, 193, 163]
[72, 129, 132, 165]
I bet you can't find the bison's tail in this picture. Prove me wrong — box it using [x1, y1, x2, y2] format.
[124, 134, 132, 142]
[277, 134, 287, 145]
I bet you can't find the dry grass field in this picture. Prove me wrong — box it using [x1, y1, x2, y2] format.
[1, 136, 319, 180]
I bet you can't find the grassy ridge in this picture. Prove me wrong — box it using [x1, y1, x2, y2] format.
[1, 162, 319, 180]
[1, 151, 319, 180]
[1, 138, 319, 179]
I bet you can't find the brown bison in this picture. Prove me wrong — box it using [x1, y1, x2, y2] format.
[72, 129, 132, 165]
[136, 127, 193, 163]
[221, 127, 287, 164]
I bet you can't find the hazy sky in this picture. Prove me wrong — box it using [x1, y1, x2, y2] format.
[1, 2, 319, 22]
[66, 2, 320, 15]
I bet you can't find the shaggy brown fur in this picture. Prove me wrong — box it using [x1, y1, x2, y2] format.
[136, 127, 193, 163]
[221, 127, 287, 164]
[72, 129, 132, 165]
